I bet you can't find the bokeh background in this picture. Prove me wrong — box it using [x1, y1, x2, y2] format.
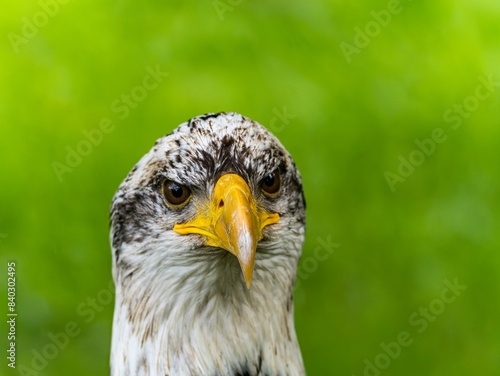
[1, 0, 499, 375]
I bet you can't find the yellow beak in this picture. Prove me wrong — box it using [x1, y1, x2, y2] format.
[173, 174, 280, 288]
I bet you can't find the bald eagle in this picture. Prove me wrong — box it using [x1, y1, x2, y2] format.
[110, 112, 306, 375]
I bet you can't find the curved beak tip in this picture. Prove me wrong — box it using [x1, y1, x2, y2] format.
[239, 263, 254, 289]
[235, 248, 256, 289]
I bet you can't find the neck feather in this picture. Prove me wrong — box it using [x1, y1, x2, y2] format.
[111, 243, 305, 375]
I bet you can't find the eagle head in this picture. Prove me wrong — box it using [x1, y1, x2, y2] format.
[110, 112, 306, 375]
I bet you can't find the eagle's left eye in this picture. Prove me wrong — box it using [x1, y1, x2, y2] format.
[162, 179, 192, 208]
[260, 170, 281, 197]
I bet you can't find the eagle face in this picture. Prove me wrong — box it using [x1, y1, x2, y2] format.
[110, 112, 306, 375]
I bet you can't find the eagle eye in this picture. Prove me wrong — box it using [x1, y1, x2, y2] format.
[162, 179, 192, 208]
[260, 170, 281, 197]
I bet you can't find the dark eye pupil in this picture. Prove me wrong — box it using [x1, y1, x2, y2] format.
[171, 185, 183, 198]
[264, 174, 275, 187]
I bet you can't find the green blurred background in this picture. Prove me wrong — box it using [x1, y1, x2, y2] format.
[1, 0, 499, 375]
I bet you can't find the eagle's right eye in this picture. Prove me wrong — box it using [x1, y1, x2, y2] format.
[162, 179, 192, 208]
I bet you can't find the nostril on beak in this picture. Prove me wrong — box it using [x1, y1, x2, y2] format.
[219, 199, 224, 208]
